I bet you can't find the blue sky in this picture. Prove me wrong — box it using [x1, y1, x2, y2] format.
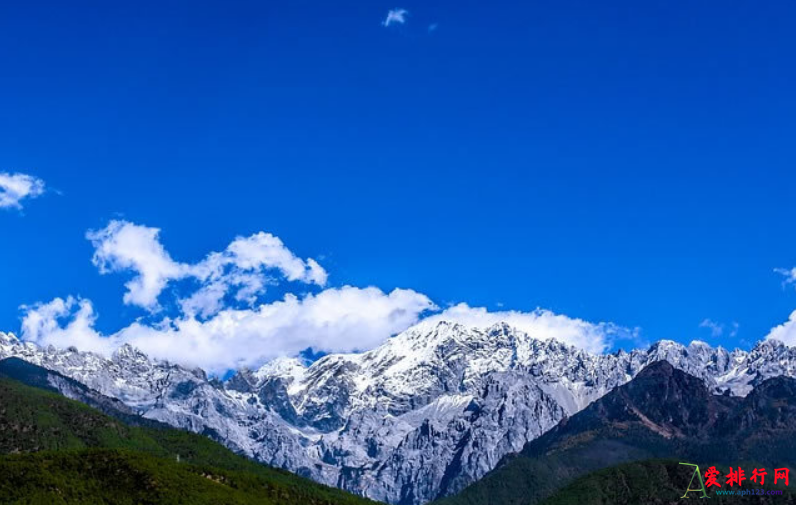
[1, 0, 796, 369]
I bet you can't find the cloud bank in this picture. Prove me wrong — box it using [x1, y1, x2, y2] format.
[0, 172, 45, 210]
[20, 297, 112, 355]
[21, 288, 436, 373]
[18, 219, 634, 373]
[86, 220, 327, 313]
[766, 310, 796, 346]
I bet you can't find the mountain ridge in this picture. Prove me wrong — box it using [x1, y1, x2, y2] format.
[3, 323, 796, 504]
[0, 359, 378, 505]
[438, 361, 796, 505]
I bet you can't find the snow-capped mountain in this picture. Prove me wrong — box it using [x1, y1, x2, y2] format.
[1, 323, 795, 505]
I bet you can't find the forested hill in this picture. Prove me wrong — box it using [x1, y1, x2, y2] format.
[0, 358, 379, 505]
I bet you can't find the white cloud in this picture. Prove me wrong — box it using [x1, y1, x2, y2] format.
[87, 221, 187, 310]
[763, 268, 796, 344]
[86, 220, 327, 315]
[179, 280, 230, 319]
[382, 8, 408, 27]
[765, 310, 796, 346]
[699, 318, 724, 338]
[20, 297, 119, 356]
[419, 303, 629, 354]
[0, 172, 45, 210]
[204, 233, 328, 285]
[306, 258, 328, 286]
[22, 287, 436, 374]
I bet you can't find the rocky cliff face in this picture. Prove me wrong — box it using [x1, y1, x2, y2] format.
[1, 323, 794, 505]
[440, 362, 796, 505]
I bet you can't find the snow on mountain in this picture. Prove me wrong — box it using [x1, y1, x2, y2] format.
[1, 324, 795, 505]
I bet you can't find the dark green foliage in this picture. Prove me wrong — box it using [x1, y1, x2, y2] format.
[434, 438, 655, 505]
[0, 378, 156, 454]
[540, 460, 795, 505]
[0, 378, 378, 505]
[0, 449, 376, 505]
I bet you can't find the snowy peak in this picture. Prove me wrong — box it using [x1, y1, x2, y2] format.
[254, 356, 307, 382]
[0, 331, 19, 348]
[112, 343, 149, 362]
[225, 358, 308, 395]
[750, 337, 787, 355]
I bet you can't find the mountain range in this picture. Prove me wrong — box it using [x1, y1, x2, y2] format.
[438, 360, 796, 505]
[2, 321, 796, 504]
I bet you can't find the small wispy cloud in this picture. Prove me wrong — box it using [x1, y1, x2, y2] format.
[776, 267, 796, 288]
[382, 8, 408, 27]
[86, 220, 328, 313]
[0, 172, 45, 210]
[428, 23, 438, 33]
[698, 319, 739, 339]
[699, 318, 724, 338]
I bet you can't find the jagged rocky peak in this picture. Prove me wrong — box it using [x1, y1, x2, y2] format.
[381, 320, 522, 359]
[646, 338, 731, 362]
[112, 343, 149, 362]
[750, 337, 788, 356]
[646, 339, 686, 357]
[226, 357, 307, 395]
[0, 331, 19, 348]
[684, 339, 730, 364]
[111, 342, 166, 377]
[226, 367, 258, 393]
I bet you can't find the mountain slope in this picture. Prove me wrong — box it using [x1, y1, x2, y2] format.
[0, 360, 378, 505]
[437, 361, 796, 505]
[0, 356, 167, 429]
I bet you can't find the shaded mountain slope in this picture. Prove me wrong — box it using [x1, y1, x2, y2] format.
[438, 361, 796, 505]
